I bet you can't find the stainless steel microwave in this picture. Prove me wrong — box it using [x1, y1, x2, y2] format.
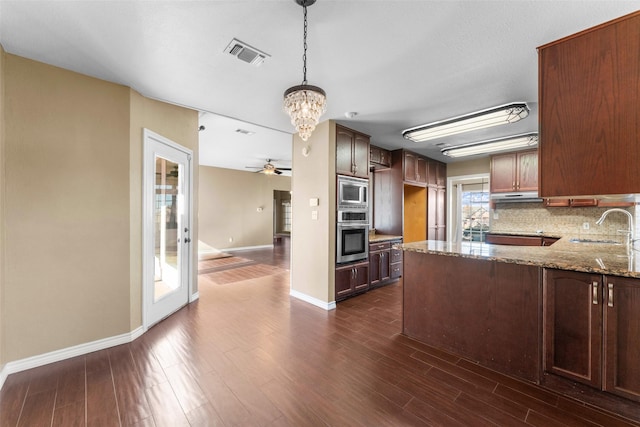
[337, 175, 368, 210]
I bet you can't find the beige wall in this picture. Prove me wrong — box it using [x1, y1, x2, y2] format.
[290, 120, 336, 304]
[3, 54, 131, 361]
[198, 166, 291, 249]
[446, 157, 490, 177]
[1, 53, 197, 363]
[0, 45, 5, 367]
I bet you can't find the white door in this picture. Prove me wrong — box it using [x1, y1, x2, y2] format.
[143, 129, 193, 328]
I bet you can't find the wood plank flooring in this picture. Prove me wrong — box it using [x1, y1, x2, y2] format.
[1, 238, 639, 426]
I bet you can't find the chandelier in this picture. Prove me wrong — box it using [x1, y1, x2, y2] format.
[283, 0, 326, 142]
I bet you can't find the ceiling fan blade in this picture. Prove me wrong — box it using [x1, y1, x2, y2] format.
[275, 169, 283, 175]
[276, 167, 292, 171]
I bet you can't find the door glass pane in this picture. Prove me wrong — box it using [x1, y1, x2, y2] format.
[154, 156, 182, 302]
[461, 180, 490, 242]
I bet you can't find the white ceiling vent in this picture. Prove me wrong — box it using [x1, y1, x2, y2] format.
[224, 38, 270, 67]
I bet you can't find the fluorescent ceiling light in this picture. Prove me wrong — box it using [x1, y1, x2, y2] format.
[403, 103, 530, 143]
[441, 133, 538, 158]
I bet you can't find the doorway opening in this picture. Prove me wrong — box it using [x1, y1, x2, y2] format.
[273, 190, 291, 243]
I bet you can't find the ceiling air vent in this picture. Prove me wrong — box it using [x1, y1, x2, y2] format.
[224, 38, 270, 67]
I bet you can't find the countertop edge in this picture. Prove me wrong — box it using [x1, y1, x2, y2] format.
[399, 239, 640, 278]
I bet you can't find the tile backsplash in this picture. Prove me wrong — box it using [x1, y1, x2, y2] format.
[490, 202, 637, 240]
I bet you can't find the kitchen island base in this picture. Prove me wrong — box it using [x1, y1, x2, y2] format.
[403, 250, 541, 383]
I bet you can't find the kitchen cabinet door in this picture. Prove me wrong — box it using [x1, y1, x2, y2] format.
[335, 265, 355, 300]
[403, 151, 427, 184]
[543, 269, 602, 388]
[403, 152, 417, 182]
[416, 157, 427, 184]
[336, 127, 355, 176]
[427, 187, 446, 241]
[353, 133, 370, 178]
[336, 125, 370, 178]
[490, 153, 517, 193]
[538, 12, 640, 197]
[370, 145, 391, 168]
[517, 150, 538, 192]
[491, 150, 538, 193]
[335, 261, 370, 300]
[604, 276, 640, 402]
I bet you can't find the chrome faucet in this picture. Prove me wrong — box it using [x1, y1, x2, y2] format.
[595, 208, 635, 246]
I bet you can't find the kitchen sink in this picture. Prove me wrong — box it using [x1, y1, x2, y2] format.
[569, 238, 621, 245]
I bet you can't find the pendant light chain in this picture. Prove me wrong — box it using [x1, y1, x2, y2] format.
[302, 3, 308, 85]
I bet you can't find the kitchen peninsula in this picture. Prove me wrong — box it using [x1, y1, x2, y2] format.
[400, 237, 640, 421]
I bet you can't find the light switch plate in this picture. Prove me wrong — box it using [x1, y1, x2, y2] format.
[309, 198, 319, 207]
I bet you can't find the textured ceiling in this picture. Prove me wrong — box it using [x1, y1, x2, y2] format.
[1, 1, 639, 171]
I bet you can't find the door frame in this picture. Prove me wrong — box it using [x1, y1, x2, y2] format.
[142, 128, 195, 330]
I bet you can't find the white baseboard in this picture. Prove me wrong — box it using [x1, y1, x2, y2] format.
[290, 289, 336, 311]
[0, 326, 145, 391]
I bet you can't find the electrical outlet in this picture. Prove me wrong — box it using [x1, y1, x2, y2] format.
[583, 222, 590, 230]
[311, 210, 318, 220]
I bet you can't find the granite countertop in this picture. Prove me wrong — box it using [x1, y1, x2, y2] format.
[399, 237, 640, 278]
[369, 233, 403, 243]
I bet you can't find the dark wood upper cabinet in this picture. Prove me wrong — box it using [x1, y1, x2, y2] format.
[336, 125, 370, 178]
[426, 159, 446, 188]
[370, 145, 391, 169]
[403, 151, 426, 184]
[490, 150, 538, 193]
[538, 11, 640, 197]
[490, 153, 517, 193]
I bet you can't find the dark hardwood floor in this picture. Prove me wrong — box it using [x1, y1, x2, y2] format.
[1, 237, 639, 426]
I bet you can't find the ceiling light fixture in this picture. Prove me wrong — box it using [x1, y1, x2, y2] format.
[283, 0, 326, 142]
[403, 103, 530, 143]
[441, 133, 538, 158]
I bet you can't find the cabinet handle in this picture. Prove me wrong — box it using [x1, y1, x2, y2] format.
[608, 283, 614, 307]
[592, 282, 599, 305]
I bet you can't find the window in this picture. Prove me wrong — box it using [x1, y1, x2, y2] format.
[450, 175, 490, 242]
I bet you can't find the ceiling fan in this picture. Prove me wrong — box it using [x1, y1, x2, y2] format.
[245, 159, 291, 175]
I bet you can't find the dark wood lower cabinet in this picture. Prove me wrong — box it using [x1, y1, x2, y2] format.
[369, 239, 402, 288]
[543, 269, 602, 388]
[544, 269, 640, 403]
[603, 276, 640, 402]
[335, 261, 369, 301]
[369, 242, 390, 287]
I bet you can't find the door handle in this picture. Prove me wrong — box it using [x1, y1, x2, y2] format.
[592, 282, 599, 305]
[607, 283, 614, 307]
